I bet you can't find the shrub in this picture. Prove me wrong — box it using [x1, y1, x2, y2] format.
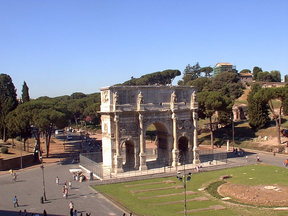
[206, 180, 226, 199]
[1, 147, 9, 154]
[16, 136, 21, 141]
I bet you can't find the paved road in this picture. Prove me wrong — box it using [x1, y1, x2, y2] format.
[0, 163, 125, 216]
[1, 148, 287, 216]
[227, 148, 288, 167]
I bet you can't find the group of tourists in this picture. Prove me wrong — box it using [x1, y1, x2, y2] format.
[69, 201, 91, 216]
[56, 176, 72, 198]
[232, 147, 245, 156]
[17, 209, 47, 216]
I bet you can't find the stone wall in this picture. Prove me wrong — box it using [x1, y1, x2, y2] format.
[0, 154, 35, 171]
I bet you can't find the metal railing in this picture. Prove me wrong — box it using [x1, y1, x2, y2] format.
[80, 150, 227, 181]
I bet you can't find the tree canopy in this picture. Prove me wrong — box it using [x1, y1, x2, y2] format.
[254, 86, 288, 144]
[21, 81, 30, 103]
[121, 69, 181, 86]
[252, 66, 262, 80]
[198, 91, 231, 148]
[0, 74, 18, 140]
[208, 71, 244, 100]
[247, 84, 270, 130]
[239, 69, 251, 74]
[255, 70, 281, 82]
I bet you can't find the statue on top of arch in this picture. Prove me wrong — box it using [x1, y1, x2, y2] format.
[137, 91, 144, 104]
[113, 91, 119, 105]
[171, 91, 177, 103]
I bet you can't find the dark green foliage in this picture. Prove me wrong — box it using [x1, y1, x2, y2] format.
[71, 92, 87, 99]
[198, 91, 231, 118]
[1, 146, 8, 154]
[10, 99, 70, 157]
[218, 110, 232, 125]
[270, 70, 281, 82]
[252, 66, 262, 80]
[209, 71, 244, 100]
[122, 69, 181, 86]
[200, 66, 213, 77]
[186, 77, 211, 92]
[21, 81, 30, 103]
[254, 87, 288, 144]
[256, 70, 281, 82]
[257, 71, 273, 82]
[180, 63, 201, 85]
[66, 93, 101, 125]
[6, 108, 32, 149]
[247, 84, 270, 130]
[184, 63, 201, 79]
[0, 74, 18, 141]
[198, 91, 232, 147]
[239, 69, 251, 74]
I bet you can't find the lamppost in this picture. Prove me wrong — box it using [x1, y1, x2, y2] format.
[176, 166, 192, 216]
[39, 156, 47, 201]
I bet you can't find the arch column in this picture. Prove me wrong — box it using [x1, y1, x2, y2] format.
[139, 113, 147, 170]
[114, 114, 123, 173]
[192, 110, 200, 164]
[171, 113, 179, 167]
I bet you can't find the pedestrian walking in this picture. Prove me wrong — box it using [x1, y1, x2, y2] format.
[12, 172, 17, 182]
[64, 188, 68, 198]
[69, 181, 72, 189]
[56, 176, 59, 185]
[69, 201, 74, 210]
[43, 210, 47, 216]
[13, 195, 19, 207]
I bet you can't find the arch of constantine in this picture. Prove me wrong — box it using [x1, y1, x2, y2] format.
[100, 86, 199, 173]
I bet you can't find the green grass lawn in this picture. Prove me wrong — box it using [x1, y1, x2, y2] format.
[92, 164, 288, 216]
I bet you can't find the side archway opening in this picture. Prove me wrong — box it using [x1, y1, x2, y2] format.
[121, 140, 136, 171]
[178, 136, 189, 164]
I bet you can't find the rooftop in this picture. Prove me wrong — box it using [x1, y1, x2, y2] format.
[215, 62, 233, 67]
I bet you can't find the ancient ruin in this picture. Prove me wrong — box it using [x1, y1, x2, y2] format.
[100, 86, 199, 173]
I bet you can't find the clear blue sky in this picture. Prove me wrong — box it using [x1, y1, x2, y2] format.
[0, 0, 287, 98]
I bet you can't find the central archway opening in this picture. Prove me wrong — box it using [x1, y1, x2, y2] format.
[121, 140, 135, 171]
[178, 136, 188, 164]
[145, 122, 169, 168]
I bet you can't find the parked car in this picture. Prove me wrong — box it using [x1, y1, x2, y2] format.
[55, 129, 64, 135]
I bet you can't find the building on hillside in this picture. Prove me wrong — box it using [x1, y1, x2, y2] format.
[232, 104, 248, 121]
[239, 72, 253, 84]
[214, 62, 236, 76]
[260, 82, 288, 88]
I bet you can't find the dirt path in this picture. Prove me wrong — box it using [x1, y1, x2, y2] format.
[219, 183, 288, 206]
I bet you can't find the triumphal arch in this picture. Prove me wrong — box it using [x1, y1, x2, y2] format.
[100, 86, 199, 173]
